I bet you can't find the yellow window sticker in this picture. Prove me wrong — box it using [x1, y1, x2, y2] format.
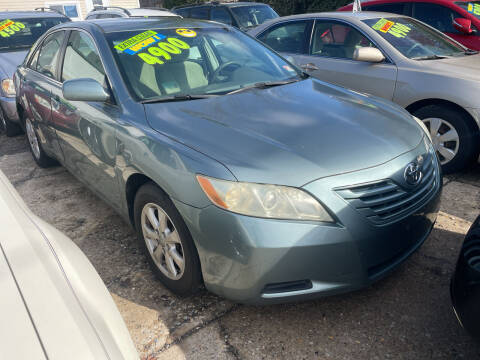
[137, 37, 190, 65]
[176, 28, 197, 37]
[468, 3, 480, 15]
[115, 30, 166, 55]
[0, 19, 25, 38]
[372, 18, 411, 38]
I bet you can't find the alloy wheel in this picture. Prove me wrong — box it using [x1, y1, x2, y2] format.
[422, 117, 460, 165]
[141, 203, 185, 280]
[26, 119, 41, 159]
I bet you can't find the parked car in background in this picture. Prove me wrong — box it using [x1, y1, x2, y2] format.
[0, 9, 69, 136]
[15, 17, 441, 304]
[172, 1, 278, 30]
[250, 12, 480, 173]
[0, 169, 138, 359]
[85, 6, 178, 20]
[451, 215, 480, 341]
[339, 0, 480, 50]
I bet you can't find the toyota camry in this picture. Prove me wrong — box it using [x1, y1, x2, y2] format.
[15, 18, 441, 304]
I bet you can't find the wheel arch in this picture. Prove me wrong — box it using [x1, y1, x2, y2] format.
[16, 101, 26, 129]
[125, 172, 158, 227]
[406, 98, 480, 133]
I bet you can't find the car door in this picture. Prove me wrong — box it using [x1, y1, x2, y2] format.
[51, 29, 121, 207]
[22, 30, 66, 161]
[293, 19, 397, 100]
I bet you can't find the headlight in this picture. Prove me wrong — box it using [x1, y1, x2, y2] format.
[1, 78, 15, 97]
[413, 116, 432, 142]
[196, 175, 334, 222]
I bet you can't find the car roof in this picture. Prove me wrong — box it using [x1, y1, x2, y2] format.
[174, 1, 270, 9]
[343, 0, 467, 7]
[87, 7, 177, 17]
[0, 11, 67, 19]
[56, 17, 225, 33]
[270, 11, 408, 22]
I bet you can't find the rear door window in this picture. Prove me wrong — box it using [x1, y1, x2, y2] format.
[211, 6, 233, 25]
[175, 8, 190, 17]
[190, 6, 210, 20]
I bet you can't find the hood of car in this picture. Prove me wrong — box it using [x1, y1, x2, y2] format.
[145, 79, 423, 186]
[0, 49, 29, 79]
[418, 53, 480, 81]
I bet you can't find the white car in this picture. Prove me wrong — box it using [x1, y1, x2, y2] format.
[85, 6, 178, 20]
[0, 170, 138, 359]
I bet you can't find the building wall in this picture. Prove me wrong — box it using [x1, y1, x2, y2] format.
[0, 0, 140, 19]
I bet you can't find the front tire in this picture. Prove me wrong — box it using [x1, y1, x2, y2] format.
[25, 118, 57, 168]
[0, 108, 21, 137]
[413, 105, 479, 174]
[134, 182, 202, 295]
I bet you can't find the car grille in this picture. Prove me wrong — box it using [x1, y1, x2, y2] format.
[335, 153, 438, 225]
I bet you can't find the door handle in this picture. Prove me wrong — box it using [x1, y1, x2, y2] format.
[300, 63, 319, 71]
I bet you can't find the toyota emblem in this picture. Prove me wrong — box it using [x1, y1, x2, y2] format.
[404, 158, 423, 186]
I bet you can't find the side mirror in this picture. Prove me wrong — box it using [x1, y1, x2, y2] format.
[453, 18, 475, 34]
[62, 78, 110, 102]
[353, 47, 385, 63]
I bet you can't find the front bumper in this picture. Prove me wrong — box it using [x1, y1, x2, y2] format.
[0, 96, 19, 123]
[175, 140, 442, 304]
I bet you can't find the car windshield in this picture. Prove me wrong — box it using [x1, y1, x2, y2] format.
[0, 17, 68, 51]
[107, 26, 302, 101]
[230, 5, 278, 28]
[455, 1, 480, 20]
[363, 17, 466, 59]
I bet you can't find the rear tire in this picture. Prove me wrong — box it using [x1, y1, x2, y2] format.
[413, 105, 479, 174]
[134, 182, 202, 295]
[25, 118, 57, 168]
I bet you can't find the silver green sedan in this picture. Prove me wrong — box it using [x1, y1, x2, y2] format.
[15, 18, 441, 304]
[249, 12, 480, 173]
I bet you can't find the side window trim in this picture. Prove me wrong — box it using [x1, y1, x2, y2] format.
[310, 18, 394, 64]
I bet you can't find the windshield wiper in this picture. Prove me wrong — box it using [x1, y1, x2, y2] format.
[412, 54, 448, 60]
[141, 94, 217, 104]
[226, 79, 301, 95]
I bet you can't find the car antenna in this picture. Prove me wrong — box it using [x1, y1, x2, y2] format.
[353, 0, 362, 12]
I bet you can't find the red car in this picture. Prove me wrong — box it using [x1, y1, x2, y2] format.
[339, 0, 480, 50]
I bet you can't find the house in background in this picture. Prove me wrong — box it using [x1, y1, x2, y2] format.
[0, 0, 159, 20]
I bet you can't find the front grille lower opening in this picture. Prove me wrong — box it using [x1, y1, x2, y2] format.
[262, 280, 313, 294]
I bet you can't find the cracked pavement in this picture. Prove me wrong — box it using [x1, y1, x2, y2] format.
[1, 133, 479, 359]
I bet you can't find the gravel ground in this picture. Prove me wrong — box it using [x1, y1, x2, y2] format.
[1, 133, 479, 360]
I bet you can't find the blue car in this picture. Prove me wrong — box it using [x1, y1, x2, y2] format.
[15, 18, 441, 304]
[0, 9, 69, 136]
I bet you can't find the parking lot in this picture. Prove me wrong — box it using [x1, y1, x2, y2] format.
[1, 132, 479, 359]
